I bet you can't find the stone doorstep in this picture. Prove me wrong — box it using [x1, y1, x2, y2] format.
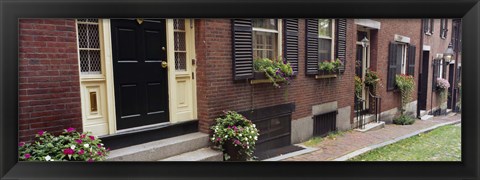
[107, 132, 210, 161]
[160, 147, 223, 161]
[354, 121, 385, 133]
[420, 115, 434, 120]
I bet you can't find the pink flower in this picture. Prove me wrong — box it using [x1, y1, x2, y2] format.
[19, 142, 25, 147]
[75, 139, 83, 144]
[106, 148, 111, 151]
[89, 136, 95, 140]
[66, 127, 75, 132]
[87, 158, 94, 162]
[24, 153, 31, 159]
[97, 144, 102, 148]
[78, 149, 85, 155]
[234, 139, 241, 145]
[80, 134, 86, 139]
[97, 151, 102, 156]
[38, 130, 45, 136]
[216, 137, 221, 142]
[63, 148, 74, 155]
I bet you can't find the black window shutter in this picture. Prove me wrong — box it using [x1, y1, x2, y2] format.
[387, 42, 398, 91]
[232, 19, 254, 80]
[407, 45, 416, 76]
[432, 60, 439, 91]
[335, 19, 347, 73]
[444, 19, 448, 38]
[305, 19, 319, 75]
[284, 19, 299, 75]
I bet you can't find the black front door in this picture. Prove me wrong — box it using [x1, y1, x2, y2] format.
[417, 51, 429, 115]
[111, 19, 169, 130]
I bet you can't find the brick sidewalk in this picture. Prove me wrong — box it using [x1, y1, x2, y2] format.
[285, 114, 461, 161]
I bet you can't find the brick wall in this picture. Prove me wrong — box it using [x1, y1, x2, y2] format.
[422, 19, 454, 112]
[370, 19, 422, 113]
[195, 19, 356, 133]
[19, 19, 82, 142]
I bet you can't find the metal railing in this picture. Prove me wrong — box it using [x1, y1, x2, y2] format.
[354, 92, 382, 129]
[368, 91, 382, 124]
[354, 96, 366, 129]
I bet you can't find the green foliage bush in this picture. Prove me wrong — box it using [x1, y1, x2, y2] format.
[393, 114, 415, 125]
[355, 75, 363, 98]
[318, 58, 343, 73]
[18, 128, 109, 162]
[395, 74, 415, 114]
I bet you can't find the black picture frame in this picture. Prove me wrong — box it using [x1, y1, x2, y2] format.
[1, 0, 479, 180]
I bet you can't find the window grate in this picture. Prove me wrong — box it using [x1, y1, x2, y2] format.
[313, 111, 337, 137]
[77, 19, 101, 75]
[173, 19, 187, 71]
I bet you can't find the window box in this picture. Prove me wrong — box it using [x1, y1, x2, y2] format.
[250, 71, 286, 85]
[315, 70, 338, 79]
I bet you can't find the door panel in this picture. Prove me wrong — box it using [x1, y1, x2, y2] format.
[418, 51, 429, 112]
[111, 19, 169, 130]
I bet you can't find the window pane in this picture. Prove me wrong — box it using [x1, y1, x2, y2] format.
[253, 19, 277, 30]
[253, 31, 276, 59]
[318, 19, 331, 37]
[173, 19, 187, 71]
[318, 38, 332, 61]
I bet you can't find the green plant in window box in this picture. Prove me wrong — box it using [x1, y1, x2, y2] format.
[253, 58, 293, 88]
[210, 111, 260, 161]
[318, 58, 343, 75]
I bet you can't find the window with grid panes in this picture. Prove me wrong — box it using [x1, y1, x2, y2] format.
[253, 19, 278, 60]
[77, 19, 102, 75]
[318, 19, 334, 62]
[174, 19, 187, 71]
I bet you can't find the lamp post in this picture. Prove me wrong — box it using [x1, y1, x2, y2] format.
[443, 42, 454, 63]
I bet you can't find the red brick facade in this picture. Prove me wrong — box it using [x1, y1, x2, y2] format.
[18, 18, 455, 143]
[19, 19, 82, 142]
[195, 19, 357, 133]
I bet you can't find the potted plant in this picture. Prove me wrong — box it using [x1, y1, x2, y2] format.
[436, 77, 450, 114]
[18, 128, 110, 161]
[210, 111, 259, 161]
[253, 58, 293, 88]
[393, 74, 415, 125]
[318, 58, 343, 76]
[364, 68, 382, 114]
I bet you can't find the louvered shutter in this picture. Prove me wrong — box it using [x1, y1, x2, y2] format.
[431, 19, 434, 33]
[232, 19, 254, 80]
[423, 19, 428, 33]
[305, 19, 319, 75]
[387, 42, 398, 91]
[335, 19, 347, 73]
[432, 60, 440, 91]
[284, 19, 299, 74]
[440, 19, 444, 38]
[407, 45, 416, 76]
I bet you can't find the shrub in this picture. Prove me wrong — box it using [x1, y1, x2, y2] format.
[210, 111, 259, 161]
[253, 58, 293, 88]
[318, 58, 343, 73]
[355, 75, 363, 98]
[18, 128, 110, 162]
[395, 74, 415, 114]
[393, 114, 415, 125]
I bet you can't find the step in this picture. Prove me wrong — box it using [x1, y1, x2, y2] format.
[160, 148, 223, 161]
[353, 114, 377, 123]
[107, 132, 210, 161]
[420, 115, 434, 120]
[355, 121, 385, 132]
[419, 110, 427, 117]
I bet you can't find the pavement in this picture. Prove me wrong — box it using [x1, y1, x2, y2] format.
[284, 113, 461, 161]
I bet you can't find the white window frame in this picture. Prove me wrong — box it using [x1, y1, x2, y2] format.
[318, 19, 335, 61]
[252, 19, 283, 60]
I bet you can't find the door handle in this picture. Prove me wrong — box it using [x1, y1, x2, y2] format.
[162, 61, 168, 68]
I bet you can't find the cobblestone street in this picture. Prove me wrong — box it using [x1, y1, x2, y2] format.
[285, 114, 461, 161]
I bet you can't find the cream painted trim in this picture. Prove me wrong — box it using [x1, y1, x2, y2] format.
[101, 19, 117, 134]
[277, 19, 283, 58]
[166, 19, 176, 123]
[188, 19, 198, 120]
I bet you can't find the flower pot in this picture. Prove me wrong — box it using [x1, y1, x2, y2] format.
[315, 70, 338, 79]
[223, 140, 248, 161]
[253, 71, 267, 80]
